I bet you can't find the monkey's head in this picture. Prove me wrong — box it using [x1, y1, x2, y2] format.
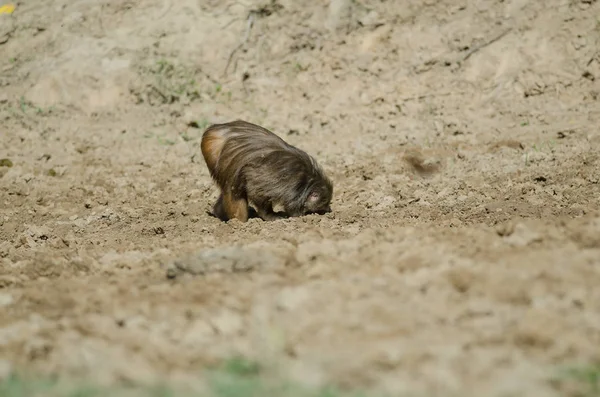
[302, 176, 333, 216]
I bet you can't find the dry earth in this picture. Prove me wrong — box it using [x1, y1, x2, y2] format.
[1, 0, 600, 396]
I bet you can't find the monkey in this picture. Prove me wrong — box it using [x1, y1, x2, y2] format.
[200, 120, 333, 222]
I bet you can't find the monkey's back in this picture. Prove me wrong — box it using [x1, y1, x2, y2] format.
[201, 120, 314, 193]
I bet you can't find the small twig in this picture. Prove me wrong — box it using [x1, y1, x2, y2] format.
[222, 17, 242, 30]
[399, 91, 468, 102]
[149, 85, 169, 102]
[198, 67, 220, 86]
[223, 13, 255, 77]
[460, 28, 512, 63]
[97, 4, 105, 35]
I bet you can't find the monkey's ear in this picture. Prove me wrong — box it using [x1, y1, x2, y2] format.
[308, 191, 320, 202]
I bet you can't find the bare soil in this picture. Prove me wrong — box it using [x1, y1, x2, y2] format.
[1, 0, 600, 396]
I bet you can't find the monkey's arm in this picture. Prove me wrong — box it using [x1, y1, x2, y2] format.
[255, 205, 288, 221]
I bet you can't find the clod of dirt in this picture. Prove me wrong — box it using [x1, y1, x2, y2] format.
[18, 226, 53, 248]
[566, 216, 600, 249]
[495, 221, 516, 237]
[446, 267, 478, 293]
[186, 120, 202, 129]
[489, 140, 524, 152]
[358, 10, 384, 28]
[25, 337, 53, 361]
[582, 71, 595, 81]
[0, 158, 13, 167]
[166, 268, 178, 279]
[512, 310, 558, 349]
[501, 223, 543, 247]
[168, 244, 296, 276]
[23, 254, 66, 280]
[0, 276, 20, 288]
[557, 129, 576, 139]
[327, 0, 353, 32]
[403, 150, 442, 177]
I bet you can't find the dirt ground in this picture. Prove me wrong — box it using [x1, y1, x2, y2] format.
[1, 0, 600, 396]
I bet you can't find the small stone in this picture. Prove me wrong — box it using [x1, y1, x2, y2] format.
[166, 268, 177, 279]
[495, 221, 515, 237]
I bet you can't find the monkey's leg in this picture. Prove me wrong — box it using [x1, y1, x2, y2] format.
[222, 191, 249, 222]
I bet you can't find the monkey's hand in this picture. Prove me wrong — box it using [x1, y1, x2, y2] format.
[255, 207, 289, 222]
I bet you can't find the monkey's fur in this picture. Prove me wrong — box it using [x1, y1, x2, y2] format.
[201, 120, 333, 222]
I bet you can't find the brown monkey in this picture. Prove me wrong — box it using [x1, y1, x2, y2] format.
[200, 120, 333, 222]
